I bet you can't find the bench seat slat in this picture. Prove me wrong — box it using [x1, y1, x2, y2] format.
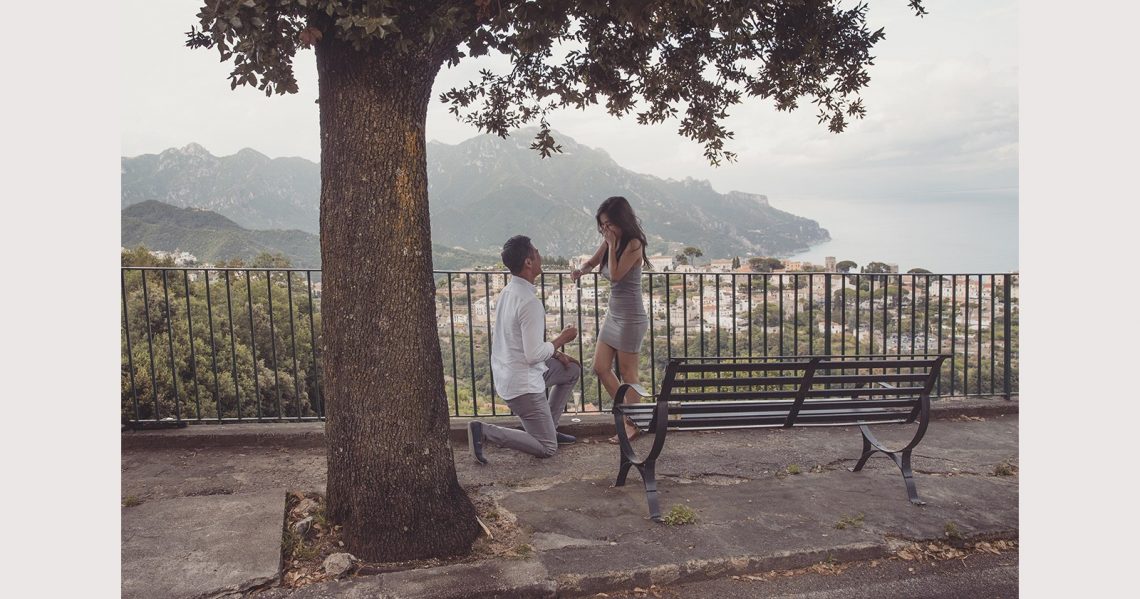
[672, 358, 941, 374]
[665, 386, 927, 401]
[661, 411, 909, 429]
[669, 373, 932, 388]
[616, 397, 920, 416]
[662, 416, 911, 431]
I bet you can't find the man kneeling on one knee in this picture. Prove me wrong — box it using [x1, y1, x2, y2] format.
[468, 235, 581, 464]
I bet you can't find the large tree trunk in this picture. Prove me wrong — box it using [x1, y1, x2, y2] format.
[315, 37, 480, 562]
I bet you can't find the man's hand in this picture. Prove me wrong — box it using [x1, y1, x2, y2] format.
[554, 325, 578, 349]
[554, 351, 580, 368]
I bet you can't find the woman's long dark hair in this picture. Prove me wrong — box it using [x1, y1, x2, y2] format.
[596, 196, 652, 269]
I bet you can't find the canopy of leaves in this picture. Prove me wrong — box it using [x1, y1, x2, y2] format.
[748, 256, 783, 272]
[863, 261, 891, 273]
[187, 0, 925, 164]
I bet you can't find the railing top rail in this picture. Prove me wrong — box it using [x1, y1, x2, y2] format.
[121, 266, 1019, 277]
[122, 266, 320, 272]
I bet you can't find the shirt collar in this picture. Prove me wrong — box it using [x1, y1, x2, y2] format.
[508, 275, 536, 294]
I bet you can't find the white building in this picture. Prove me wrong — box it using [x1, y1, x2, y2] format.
[647, 254, 674, 271]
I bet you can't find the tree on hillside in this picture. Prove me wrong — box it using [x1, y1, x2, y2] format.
[748, 256, 784, 273]
[907, 267, 931, 274]
[863, 261, 892, 274]
[187, 0, 927, 561]
[835, 260, 857, 273]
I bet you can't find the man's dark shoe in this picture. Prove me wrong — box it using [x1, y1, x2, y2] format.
[468, 421, 488, 464]
[556, 431, 577, 444]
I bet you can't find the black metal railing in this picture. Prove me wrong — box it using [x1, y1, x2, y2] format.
[122, 268, 1019, 425]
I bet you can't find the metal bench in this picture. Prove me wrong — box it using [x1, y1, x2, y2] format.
[612, 354, 949, 521]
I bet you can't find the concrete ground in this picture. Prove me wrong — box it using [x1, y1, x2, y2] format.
[121, 397, 1018, 598]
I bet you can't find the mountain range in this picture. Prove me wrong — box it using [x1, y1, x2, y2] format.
[121, 200, 497, 270]
[121, 129, 830, 261]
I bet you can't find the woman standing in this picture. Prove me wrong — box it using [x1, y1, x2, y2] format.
[571, 196, 651, 442]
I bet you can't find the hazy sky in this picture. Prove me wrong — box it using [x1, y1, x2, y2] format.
[121, 0, 1017, 205]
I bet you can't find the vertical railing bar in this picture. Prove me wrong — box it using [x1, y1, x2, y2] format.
[807, 273, 814, 355]
[486, 272, 496, 416]
[306, 271, 322, 418]
[286, 272, 303, 420]
[699, 274, 706, 359]
[964, 274, 971, 395]
[778, 274, 784, 355]
[823, 274, 832, 356]
[910, 274, 917, 359]
[762, 274, 769, 356]
[447, 273, 459, 415]
[868, 276, 875, 354]
[840, 273, 847, 356]
[539, 272, 548, 417]
[990, 274, 997, 396]
[896, 274, 903, 361]
[747, 274, 753, 357]
[574, 272, 585, 411]
[923, 274, 931, 358]
[205, 269, 222, 422]
[793, 274, 799, 356]
[977, 274, 984, 396]
[122, 269, 141, 423]
[161, 270, 181, 421]
[465, 273, 476, 415]
[731, 273, 737, 357]
[950, 275, 958, 396]
[225, 271, 242, 418]
[594, 273, 601, 408]
[936, 275, 944, 397]
[665, 272, 673, 363]
[141, 272, 161, 420]
[266, 271, 283, 418]
[853, 274, 861, 357]
[682, 273, 688, 357]
[648, 272, 656, 394]
[1003, 274, 1012, 400]
[714, 273, 721, 356]
[881, 274, 888, 356]
[245, 269, 261, 421]
[183, 269, 202, 421]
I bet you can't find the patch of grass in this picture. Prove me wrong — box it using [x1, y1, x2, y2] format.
[282, 527, 320, 561]
[835, 513, 865, 530]
[663, 504, 697, 526]
[943, 521, 964, 541]
[122, 496, 143, 508]
[993, 461, 1017, 476]
[512, 543, 533, 557]
[786, 464, 802, 475]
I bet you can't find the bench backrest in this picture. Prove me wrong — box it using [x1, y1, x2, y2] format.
[659, 354, 948, 428]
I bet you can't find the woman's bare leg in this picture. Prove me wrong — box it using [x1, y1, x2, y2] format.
[592, 341, 621, 401]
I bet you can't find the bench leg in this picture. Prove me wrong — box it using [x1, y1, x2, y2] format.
[852, 434, 875, 472]
[850, 425, 926, 506]
[615, 454, 633, 487]
[638, 462, 663, 522]
[888, 450, 925, 506]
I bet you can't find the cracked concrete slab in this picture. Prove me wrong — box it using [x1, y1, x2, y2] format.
[122, 490, 287, 599]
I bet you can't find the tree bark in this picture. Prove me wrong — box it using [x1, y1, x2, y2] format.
[315, 37, 480, 562]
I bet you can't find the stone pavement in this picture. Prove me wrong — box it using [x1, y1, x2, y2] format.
[121, 397, 1018, 598]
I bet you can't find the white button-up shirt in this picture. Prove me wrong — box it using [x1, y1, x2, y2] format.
[491, 277, 554, 399]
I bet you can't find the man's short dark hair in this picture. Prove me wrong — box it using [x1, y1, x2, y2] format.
[501, 235, 534, 275]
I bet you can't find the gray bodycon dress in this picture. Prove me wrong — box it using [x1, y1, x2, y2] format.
[599, 260, 649, 353]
